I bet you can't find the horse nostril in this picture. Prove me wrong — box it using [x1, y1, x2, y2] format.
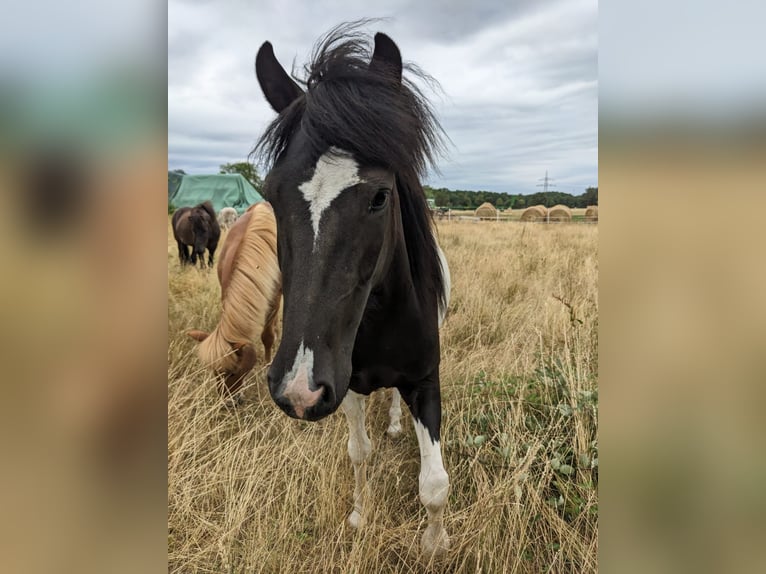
[316, 382, 335, 406]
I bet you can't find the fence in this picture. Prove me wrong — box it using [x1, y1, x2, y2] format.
[435, 209, 597, 224]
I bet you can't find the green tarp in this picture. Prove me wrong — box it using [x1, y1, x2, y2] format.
[168, 174, 264, 215]
[168, 171, 183, 201]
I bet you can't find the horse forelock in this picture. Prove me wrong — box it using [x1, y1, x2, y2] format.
[197, 201, 217, 222]
[252, 21, 447, 177]
[189, 210, 209, 238]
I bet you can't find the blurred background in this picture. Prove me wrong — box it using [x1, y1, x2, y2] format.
[600, 1, 766, 572]
[0, 1, 166, 573]
[0, 0, 764, 572]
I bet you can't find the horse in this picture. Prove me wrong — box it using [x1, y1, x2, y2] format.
[217, 206, 239, 230]
[171, 201, 220, 268]
[253, 23, 451, 556]
[188, 202, 282, 397]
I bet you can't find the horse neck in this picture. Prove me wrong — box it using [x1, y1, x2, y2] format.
[356, 198, 440, 376]
[370, 202, 419, 313]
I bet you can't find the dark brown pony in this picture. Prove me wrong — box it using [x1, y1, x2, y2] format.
[171, 201, 220, 268]
[188, 202, 281, 397]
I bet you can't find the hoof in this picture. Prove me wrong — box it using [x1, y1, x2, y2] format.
[386, 424, 402, 438]
[347, 510, 361, 530]
[421, 525, 450, 558]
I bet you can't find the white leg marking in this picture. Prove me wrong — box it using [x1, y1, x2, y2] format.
[281, 342, 322, 418]
[413, 418, 450, 556]
[299, 147, 364, 247]
[340, 390, 371, 529]
[386, 388, 403, 438]
[436, 243, 451, 328]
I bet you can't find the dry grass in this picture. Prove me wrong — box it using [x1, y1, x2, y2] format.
[168, 220, 598, 573]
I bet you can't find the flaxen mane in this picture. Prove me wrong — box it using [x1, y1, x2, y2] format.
[192, 202, 281, 386]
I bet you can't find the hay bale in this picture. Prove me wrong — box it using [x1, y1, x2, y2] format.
[520, 205, 547, 222]
[548, 204, 572, 222]
[474, 202, 497, 220]
[585, 205, 598, 222]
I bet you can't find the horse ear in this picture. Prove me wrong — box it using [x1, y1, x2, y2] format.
[187, 330, 209, 342]
[256, 41, 304, 113]
[370, 33, 402, 83]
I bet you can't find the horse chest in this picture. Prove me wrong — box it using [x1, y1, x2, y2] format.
[351, 324, 438, 388]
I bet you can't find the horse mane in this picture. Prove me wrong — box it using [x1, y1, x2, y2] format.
[197, 200, 217, 222]
[252, 21, 448, 311]
[196, 202, 281, 373]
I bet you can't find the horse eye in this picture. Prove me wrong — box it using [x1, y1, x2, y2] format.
[369, 190, 389, 212]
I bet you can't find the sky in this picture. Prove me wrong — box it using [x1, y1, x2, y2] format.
[168, 0, 598, 195]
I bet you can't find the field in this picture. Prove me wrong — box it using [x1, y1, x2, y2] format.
[168, 220, 598, 573]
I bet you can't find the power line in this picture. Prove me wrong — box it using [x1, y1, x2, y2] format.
[536, 171, 559, 222]
[536, 170, 558, 195]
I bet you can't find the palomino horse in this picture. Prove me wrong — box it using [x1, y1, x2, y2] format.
[171, 200, 220, 268]
[254, 23, 451, 556]
[188, 202, 281, 396]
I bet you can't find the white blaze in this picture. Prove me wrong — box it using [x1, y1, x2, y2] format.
[299, 147, 363, 245]
[281, 341, 322, 418]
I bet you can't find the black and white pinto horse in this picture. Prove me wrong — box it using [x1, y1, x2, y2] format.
[254, 24, 451, 556]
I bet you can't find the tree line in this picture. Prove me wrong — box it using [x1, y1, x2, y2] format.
[424, 186, 598, 210]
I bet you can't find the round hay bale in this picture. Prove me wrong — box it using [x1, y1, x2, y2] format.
[520, 205, 547, 222]
[548, 204, 572, 222]
[585, 205, 598, 222]
[474, 202, 497, 220]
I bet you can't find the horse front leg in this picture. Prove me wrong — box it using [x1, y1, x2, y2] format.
[340, 390, 371, 529]
[177, 241, 189, 265]
[194, 250, 205, 268]
[207, 236, 218, 268]
[401, 381, 450, 557]
[386, 388, 402, 438]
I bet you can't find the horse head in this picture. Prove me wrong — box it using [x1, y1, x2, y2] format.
[188, 330, 258, 395]
[255, 33, 411, 421]
[188, 208, 212, 259]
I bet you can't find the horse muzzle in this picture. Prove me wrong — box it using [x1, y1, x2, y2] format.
[268, 371, 340, 421]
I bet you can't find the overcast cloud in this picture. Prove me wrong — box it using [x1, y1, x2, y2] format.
[168, 0, 597, 195]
